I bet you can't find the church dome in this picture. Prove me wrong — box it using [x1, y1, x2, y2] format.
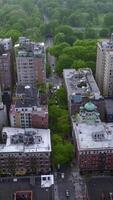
[84, 102, 96, 112]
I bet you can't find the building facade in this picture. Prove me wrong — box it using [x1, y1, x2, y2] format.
[0, 127, 51, 176]
[72, 102, 113, 173]
[63, 68, 105, 121]
[10, 85, 48, 129]
[0, 38, 13, 91]
[15, 37, 46, 86]
[96, 34, 113, 96]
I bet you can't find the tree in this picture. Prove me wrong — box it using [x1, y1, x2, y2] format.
[99, 28, 109, 38]
[56, 54, 73, 75]
[5, 29, 21, 43]
[49, 42, 70, 58]
[55, 87, 67, 109]
[54, 32, 65, 44]
[52, 134, 74, 167]
[49, 105, 70, 137]
[73, 60, 86, 69]
[46, 63, 51, 78]
[103, 13, 113, 27]
[84, 28, 97, 39]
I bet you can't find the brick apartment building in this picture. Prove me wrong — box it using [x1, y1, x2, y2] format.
[63, 68, 105, 121]
[0, 127, 51, 175]
[72, 102, 113, 173]
[10, 85, 48, 129]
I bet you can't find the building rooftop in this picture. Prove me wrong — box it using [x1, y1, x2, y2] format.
[73, 102, 101, 124]
[15, 37, 45, 58]
[63, 68, 101, 101]
[73, 120, 113, 151]
[15, 85, 38, 108]
[1, 127, 51, 153]
[41, 175, 54, 188]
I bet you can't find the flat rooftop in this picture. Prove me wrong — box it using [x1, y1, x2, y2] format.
[15, 85, 38, 108]
[87, 177, 113, 200]
[15, 37, 45, 58]
[73, 121, 113, 151]
[63, 68, 101, 100]
[1, 127, 51, 153]
[0, 175, 54, 200]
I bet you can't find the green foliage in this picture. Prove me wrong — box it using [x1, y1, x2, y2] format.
[49, 105, 70, 138]
[5, 29, 21, 43]
[54, 33, 65, 44]
[55, 87, 68, 109]
[50, 39, 97, 75]
[84, 27, 98, 39]
[49, 42, 70, 58]
[52, 134, 74, 167]
[73, 60, 86, 69]
[56, 54, 73, 75]
[103, 13, 113, 27]
[99, 28, 110, 37]
[46, 63, 51, 78]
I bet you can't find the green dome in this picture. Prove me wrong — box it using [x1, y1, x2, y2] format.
[84, 102, 96, 111]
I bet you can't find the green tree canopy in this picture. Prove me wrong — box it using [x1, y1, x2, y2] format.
[52, 134, 74, 167]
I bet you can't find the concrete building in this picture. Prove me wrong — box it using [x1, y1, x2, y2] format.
[96, 34, 113, 96]
[103, 51, 113, 96]
[0, 38, 13, 91]
[15, 37, 46, 86]
[72, 102, 113, 173]
[105, 99, 113, 122]
[0, 85, 7, 131]
[10, 85, 48, 129]
[0, 127, 51, 175]
[63, 68, 105, 120]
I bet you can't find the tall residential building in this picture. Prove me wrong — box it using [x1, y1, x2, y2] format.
[0, 38, 13, 91]
[103, 51, 113, 96]
[15, 37, 46, 86]
[96, 34, 113, 96]
[63, 68, 105, 121]
[0, 127, 51, 175]
[10, 85, 48, 129]
[72, 102, 113, 173]
[0, 85, 7, 131]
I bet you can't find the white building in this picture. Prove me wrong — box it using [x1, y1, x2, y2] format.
[0, 127, 51, 175]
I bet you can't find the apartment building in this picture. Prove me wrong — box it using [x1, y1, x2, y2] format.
[63, 68, 105, 120]
[72, 102, 113, 173]
[0, 38, 13, 91]
[15, 37, 46, 86]
[10, 85, 48, 129]
[0, 127, 51, 175]
[96, 34, 113, 96]
[0, 85, 7, 131]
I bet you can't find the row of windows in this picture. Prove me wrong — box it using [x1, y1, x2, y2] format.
[80, 150, 113, 155]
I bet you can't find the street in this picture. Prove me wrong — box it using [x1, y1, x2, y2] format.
[54, 166, 88, 200]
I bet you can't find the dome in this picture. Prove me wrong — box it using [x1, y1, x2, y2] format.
[84, 102, 96, 112]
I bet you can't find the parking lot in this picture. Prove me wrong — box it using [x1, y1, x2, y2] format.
[87, 176, 113, 200]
